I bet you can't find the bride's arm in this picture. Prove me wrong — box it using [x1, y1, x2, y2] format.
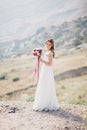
[40, 54, 52, 66]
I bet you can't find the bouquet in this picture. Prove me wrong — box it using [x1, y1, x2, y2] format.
[32, 48, 43, 82]
[32, 48, 42, 57]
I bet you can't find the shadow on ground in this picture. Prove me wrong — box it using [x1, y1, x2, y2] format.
[54, 66, 87, 81]
[39, 107, 83, 123]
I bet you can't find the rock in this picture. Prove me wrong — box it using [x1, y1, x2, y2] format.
[64, 126, 70, 130]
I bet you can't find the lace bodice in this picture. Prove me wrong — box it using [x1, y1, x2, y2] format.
[42, 50, 53, 62]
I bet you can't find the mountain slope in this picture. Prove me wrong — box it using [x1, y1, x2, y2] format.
[0, 16, 87, 59]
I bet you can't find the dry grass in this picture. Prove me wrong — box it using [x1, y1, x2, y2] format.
[56, 74, 87, 104]
[0, 48, 87, 104]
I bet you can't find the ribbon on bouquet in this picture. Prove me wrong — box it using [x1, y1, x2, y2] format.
[33, 56, 40, 82]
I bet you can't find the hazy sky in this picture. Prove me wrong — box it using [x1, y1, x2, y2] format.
[0, 0, 86, 23]
[0, 0, 67, 23]
[0, 0, 87, 41]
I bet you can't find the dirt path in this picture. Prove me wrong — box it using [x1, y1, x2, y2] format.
[0, 101, 87, 130]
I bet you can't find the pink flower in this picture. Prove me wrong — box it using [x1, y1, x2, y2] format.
[32, 48, 42, 57]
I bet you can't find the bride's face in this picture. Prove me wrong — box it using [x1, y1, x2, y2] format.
[45, 41, 52, 50]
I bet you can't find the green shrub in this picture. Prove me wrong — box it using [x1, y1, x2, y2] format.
[0, 73, 7, 80]
[10, 69, 16, 72]
[12, 77, 19, 82]
[26, 96, 34, 102]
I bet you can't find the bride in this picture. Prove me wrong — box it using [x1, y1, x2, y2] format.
[33, 39, 59, 112]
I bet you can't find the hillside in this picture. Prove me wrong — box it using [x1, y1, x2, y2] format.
[0, 48, 87, 105]
[29, 16, 87, 49]
[0, 16, 87, 59]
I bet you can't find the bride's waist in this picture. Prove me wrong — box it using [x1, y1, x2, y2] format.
[42, 64, 53, 68]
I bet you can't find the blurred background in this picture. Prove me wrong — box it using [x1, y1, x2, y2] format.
[0, 0, 87, 104]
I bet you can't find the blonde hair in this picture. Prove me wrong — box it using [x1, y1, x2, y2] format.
[46, 39, 55, 58]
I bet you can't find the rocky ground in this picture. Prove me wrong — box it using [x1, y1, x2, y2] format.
[0, 101, 87, 130]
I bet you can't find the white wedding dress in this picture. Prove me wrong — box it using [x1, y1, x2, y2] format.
[33, 50, 59, 111]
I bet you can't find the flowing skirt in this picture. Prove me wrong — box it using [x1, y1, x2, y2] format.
[33, 62, 59, 111]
